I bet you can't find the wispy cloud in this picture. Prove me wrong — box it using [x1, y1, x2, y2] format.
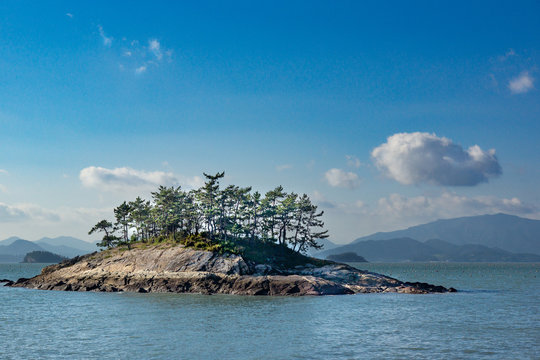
[490, 49, 536, 95]
[508, 71, 534, 94]
[345, 155, 361, 168]
[66, 13, 73, 19]
[372, 132, 501, 186]
[0, 202, 61, 223]
[148, 39, 162, 60]
[276, 164, 293, 172]
[79, 166, 203, 192]
[324, 168, 361, 189]
[498, 48, 516, 62]
[374, 192, 537, 221]
[135, 65, 147, 75]
[0, 169, 8, 174]
[97, 25, 112, 47]
[94, 26, 172, 75]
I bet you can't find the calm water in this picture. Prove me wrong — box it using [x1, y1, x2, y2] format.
[1, 263, 538, 359]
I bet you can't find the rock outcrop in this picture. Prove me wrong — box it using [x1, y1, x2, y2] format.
[7, 244, 456, 295]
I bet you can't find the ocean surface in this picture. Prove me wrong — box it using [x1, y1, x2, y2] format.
[1, 262, 538, 359]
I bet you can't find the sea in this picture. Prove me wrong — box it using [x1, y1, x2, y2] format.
[0, 262, 538, 359]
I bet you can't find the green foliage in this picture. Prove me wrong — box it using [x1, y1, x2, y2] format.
[89, 171, 329, 256]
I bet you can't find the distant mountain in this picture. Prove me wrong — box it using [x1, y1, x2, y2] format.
[36, 236, 98, 253]
[351, 214, 540, 255]
[0, 236, 97, 262]
[306, 238, 339, 256]
[0, 236, 23, 246]
[0, 239, 45, 256]
[318, 237, 540, 262]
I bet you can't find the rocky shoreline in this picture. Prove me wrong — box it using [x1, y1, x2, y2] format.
[5, 245, 456, 295]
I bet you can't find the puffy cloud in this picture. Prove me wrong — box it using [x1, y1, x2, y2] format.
[324, 168, 361, 189]
[508, 72, 534, 94]
[372, 132, 501, 186]
[97, 25, 112, 47]
[79, 166, 203, 192]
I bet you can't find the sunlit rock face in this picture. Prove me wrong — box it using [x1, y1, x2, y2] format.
[8, 245, 455, 295]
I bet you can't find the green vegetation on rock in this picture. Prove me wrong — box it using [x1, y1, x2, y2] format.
[23, 251, 66, 263]
[89, 172, 329, 265]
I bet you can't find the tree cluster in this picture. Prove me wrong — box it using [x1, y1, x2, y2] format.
[89, 172, 328, 254]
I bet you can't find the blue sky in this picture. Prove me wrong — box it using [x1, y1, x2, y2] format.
[1, 1, 539, 243]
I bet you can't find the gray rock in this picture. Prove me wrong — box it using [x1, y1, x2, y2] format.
[8, 244, 454, 295]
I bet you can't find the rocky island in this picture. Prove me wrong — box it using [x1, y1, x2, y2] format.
[7, 242, 455, 295]
[6, 173, 455, 295]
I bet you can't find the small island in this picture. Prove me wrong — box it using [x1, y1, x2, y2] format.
[327, 252, 368, 263]
[23, 251, 66, 264]
[8, 173, 455, 295]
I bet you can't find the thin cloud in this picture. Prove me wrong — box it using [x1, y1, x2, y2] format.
[276, 164, 293, 172]
[66, 13, 73, 18]
[508, 71, 534, 94]
[498, 48, 516, 62]
[79, 166, 203, 192]
[149, 39, 162, 60]
[97, 25, 112, 47]
[372, 132, 501, 186]
[345, 155, 361, 168]
[0, 202, 61, 223]
[135, 65, 147, 74]
[324, 168, 361, 189]
[375, 192, 537, 220]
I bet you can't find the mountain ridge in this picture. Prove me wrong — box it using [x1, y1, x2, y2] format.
[351, 213, 540, 255]
[0, 236, 97, 262]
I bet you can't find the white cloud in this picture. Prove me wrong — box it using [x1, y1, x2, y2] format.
[0, 202, 61, 223]
[312, 190, 336, 209]
[148, 39, 162, 60]
[0, 184, 7, 193]
[318, 191, 539, 241]
[345, 155, 361, 168]
[97, 25, 112, 47]
[372, 132, 501, 186]
[0, 169, 8, 174]
[276, 164, 293, 172]
[66, 13, 73, 18]
[508, 71, 534, 94]
[135, 65, 147, 74]
[123, 50, 132, 57]
[79, 166, 203, 192]
[324, 168, 361, 189]
[375, 192, 537, 221]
